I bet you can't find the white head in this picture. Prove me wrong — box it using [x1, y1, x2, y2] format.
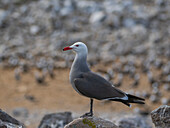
[63, 42, 88, 56]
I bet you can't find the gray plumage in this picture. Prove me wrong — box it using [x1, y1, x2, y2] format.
[74, 72, 126, 100]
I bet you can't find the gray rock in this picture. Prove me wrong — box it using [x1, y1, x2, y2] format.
[89, 11, 106, 24]
[162, 64, 170, 75]
[163, 84, 170, 91]
[34, 72, 46, 84]
[161, 98, 169, 105]
[38, 112, 73, 128]
[142, 91, 150, 99]
[12, 108, 29, 118]
[132, 44, 148, 54]
[151, 105, 170, 128]
[0, 109, 25, 128]
[134, 5, 159, 20]
[8, 56, 19, 67]
[65, 116, 118, 128]
[59, 0, 76, 16]
[77, 1, 102, 14]
[123, 18, 136, 28]
[149, 95, 159, 103]
[60, 7, 73, 17]
[105, 14, 120, 28]
[118, 115, 152, 128]
[30, 25, 40, 35]
[104, 1, 124, 14]
[0, 9, 8, 27]
[14, 68, 21, 81]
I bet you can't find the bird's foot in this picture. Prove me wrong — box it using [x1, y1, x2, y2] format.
[80, 112, 93, 118]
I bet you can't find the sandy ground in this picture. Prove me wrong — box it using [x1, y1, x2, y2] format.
[0, 63, 169, 127]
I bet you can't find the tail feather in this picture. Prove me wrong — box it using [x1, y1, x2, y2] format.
[109, 94, 145, 107]
[124, 94, 145, 107]
[127, 94, 145, 101]
[128, 100, 145, 104]
[122, 101, 131, 107]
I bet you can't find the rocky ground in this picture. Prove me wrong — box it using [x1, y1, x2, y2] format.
[0, 0, 169, 127]
[1, 105, 170, 128]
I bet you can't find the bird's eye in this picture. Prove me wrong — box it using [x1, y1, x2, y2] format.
[75, 45, 79, 47]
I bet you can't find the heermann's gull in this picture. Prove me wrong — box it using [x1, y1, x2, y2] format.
[63, 42, 145, 117]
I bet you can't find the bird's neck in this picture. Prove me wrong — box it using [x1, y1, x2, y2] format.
[72, 53, 90, 72]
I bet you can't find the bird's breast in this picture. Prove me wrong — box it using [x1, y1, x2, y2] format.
[69, 70, 83, 95]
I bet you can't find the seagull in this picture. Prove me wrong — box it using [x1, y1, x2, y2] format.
[63, 42, 145, 117]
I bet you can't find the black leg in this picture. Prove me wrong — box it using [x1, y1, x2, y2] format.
[90, 98, 93, 115]
[80, 99, 93, 118]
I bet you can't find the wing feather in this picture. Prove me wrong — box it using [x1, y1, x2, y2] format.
[74, 72, 126, 100]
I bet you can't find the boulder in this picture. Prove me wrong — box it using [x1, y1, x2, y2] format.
[151, 105, 170, 128]
[0, 109, 25, 128]
[38, 112, 73, 128]
[64, 116, 118, 128]
[117, 115, 152, 128]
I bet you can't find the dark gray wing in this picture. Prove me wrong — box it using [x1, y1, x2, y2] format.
[74, 72, 126, 100]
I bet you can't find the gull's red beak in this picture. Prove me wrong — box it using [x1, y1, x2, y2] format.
[63, 46, 72, 51]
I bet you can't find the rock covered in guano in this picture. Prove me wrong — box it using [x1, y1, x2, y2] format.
[0, 109, 25, 128]
[38, 112, 73, 128]
[151, 105, 170, 128]
[64, 116, 118, 128]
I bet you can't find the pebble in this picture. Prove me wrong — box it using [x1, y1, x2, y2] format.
[89, 11, 106, 24]
[133, 107, 140, 114]
[30, 25, 40, 35]
[154, 59, 163, 69]
[24, 94, 36, 102]
[123, 18, 136, 28]
[114, 73, 123, 87]
[19, 63, 29, 73]
[163, 84, 170, 91]
[47, 65, 55, 78]
[14, 68, 21, 81]
[131, 79, 139, 87]
[161, 98, 169, 105]
[8, 56, 19, 67]
[142, 91, 150, 99]
[123, 65, 130, 74]
[147, 71, 155, 84]
[34, 72, 46, 84]
[149, 95, 159, 103]
[0, 9, 8, 27]
[12, 107, 29, 118]
[162, 64, 170, 75]
[107, 68, 114, 79]
[165, 75, 170, 83]
[60, 7, 73, 17]
[152, 82, 159, 88]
